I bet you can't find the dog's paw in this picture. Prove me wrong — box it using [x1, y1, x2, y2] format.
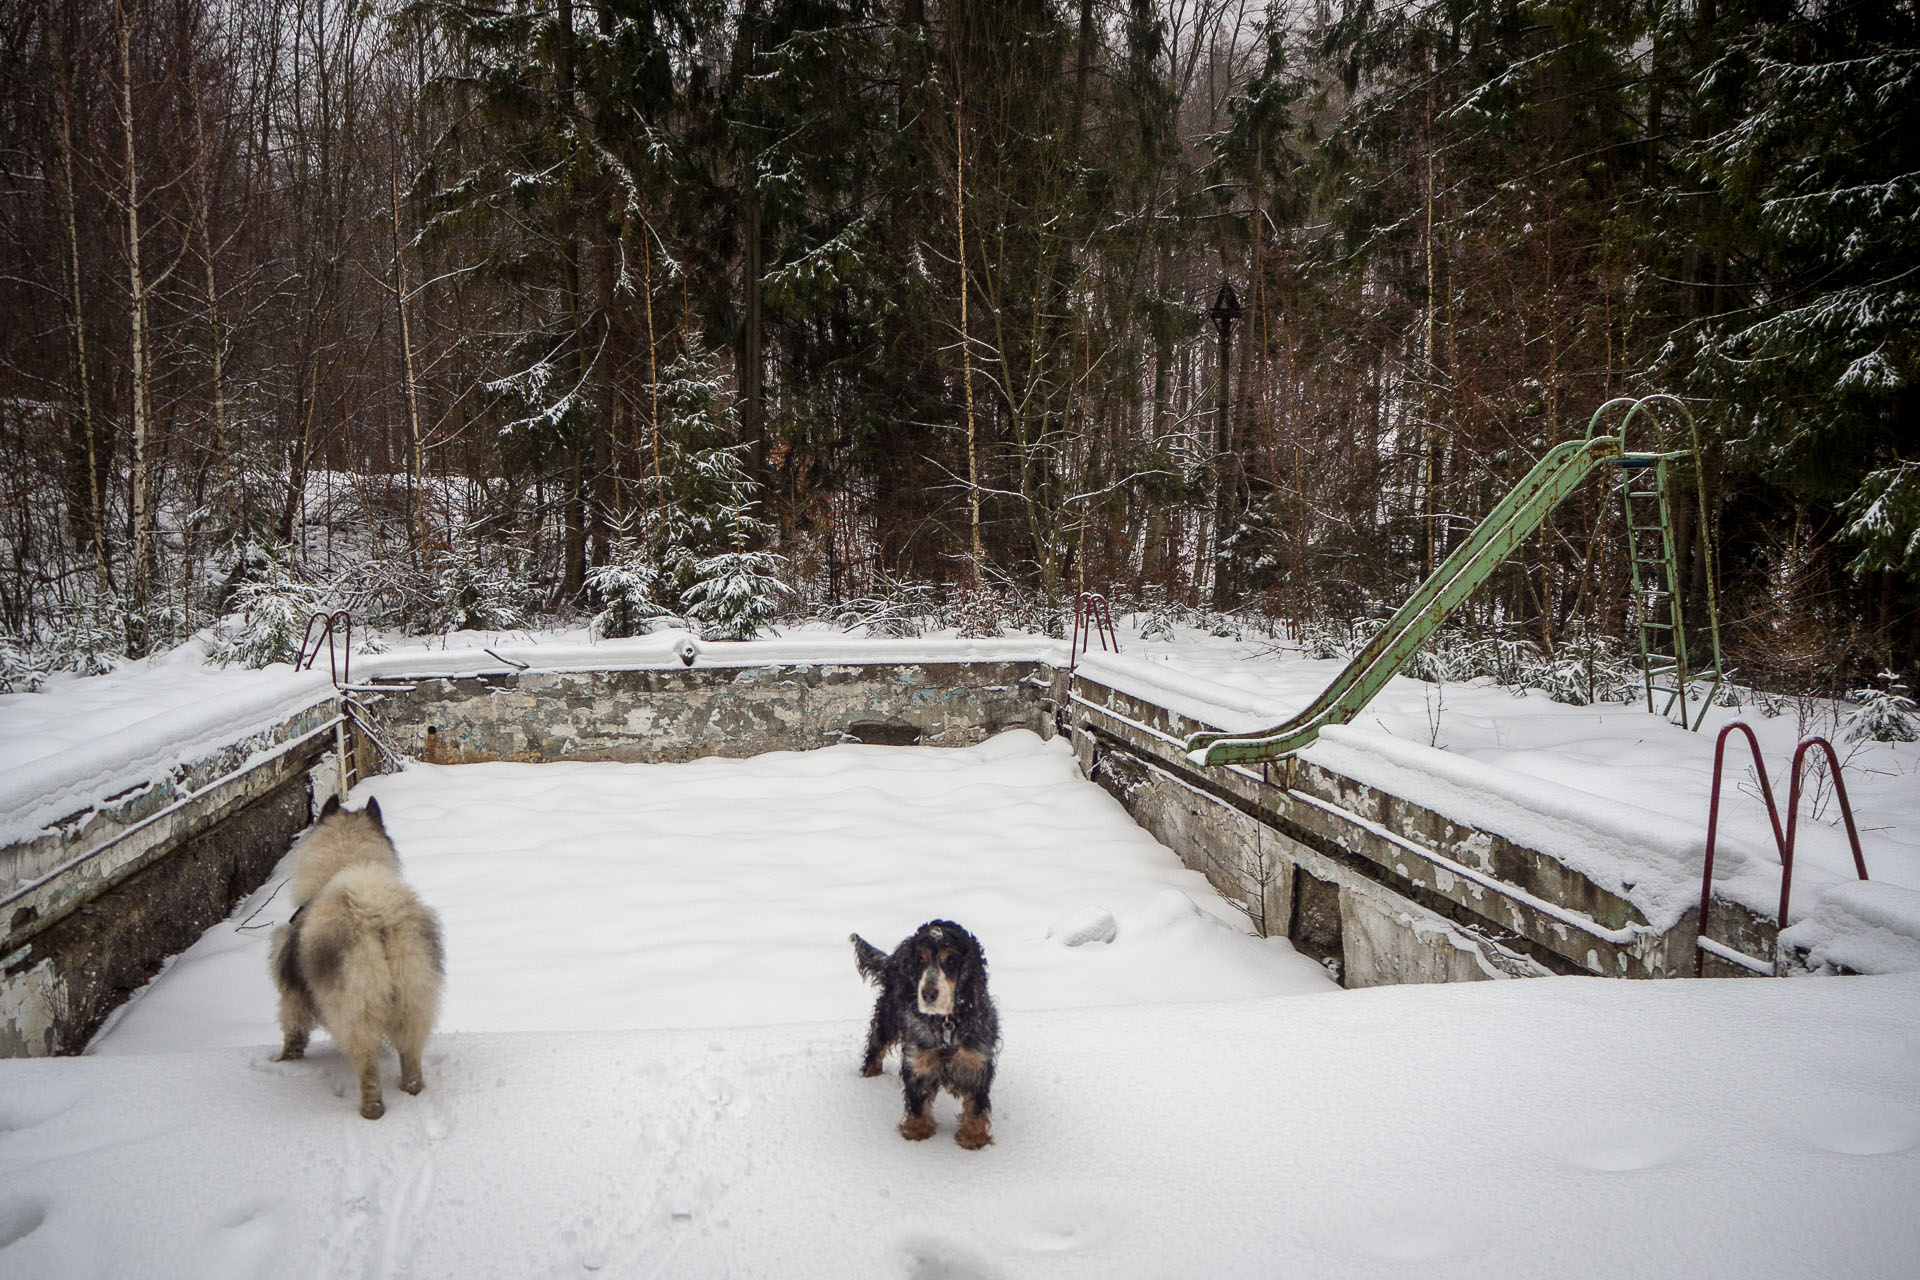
[273, 1049, 304, 1062]
[898, 1114, 936, 1141]
[360, 1098, 386, 1120]
[401, 1076, 425, 1096]
[955, 1119, 993, 1150]
[860, 1061, 884, 1078]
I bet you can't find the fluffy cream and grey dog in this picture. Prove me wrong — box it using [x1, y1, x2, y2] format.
[269, 795, 444, 1119]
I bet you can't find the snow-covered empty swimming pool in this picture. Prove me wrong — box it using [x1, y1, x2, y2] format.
[3, 729, 1915, 1278]
[90, 730, 1334, 1054]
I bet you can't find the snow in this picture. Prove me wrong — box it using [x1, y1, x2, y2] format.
[1076, 627, 1920, 932]
[4, 625, 1920, 1274]
[1781, 880, 1920, 975]
[7, 618, 1917, 947]
[1301, 724, 1705, 932]
[5, 976, 1917, 1278]
[349, 627, 1062, 681]
[88, 733, 1332, 1054]
[0, 640, 333, 854]
[1, 732, 1916, 1276]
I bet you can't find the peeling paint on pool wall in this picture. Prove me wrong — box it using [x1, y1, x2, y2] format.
[363, 661, 1058, 764]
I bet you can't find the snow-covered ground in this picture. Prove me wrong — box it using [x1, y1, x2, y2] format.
[4, 974, 1916, 1278]
[0, 732, 1914, 1277]
[3, 621, 1919, 1276]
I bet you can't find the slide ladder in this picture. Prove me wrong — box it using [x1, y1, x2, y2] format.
[1620, 430, 1724, 728]
[1185, 395, 1722, 768]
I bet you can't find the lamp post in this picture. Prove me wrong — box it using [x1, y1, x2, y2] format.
[1208, 280, 1242, 609]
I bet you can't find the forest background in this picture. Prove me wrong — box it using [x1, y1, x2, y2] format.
[1, 0, 1915, 694]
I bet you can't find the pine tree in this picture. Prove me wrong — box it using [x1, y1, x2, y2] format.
[1687, 3, 1920, 578]
[684, 546, 793, 640]
[642, 338, 784, 618]
[208, 552, 322, 669]
[587, 539, 669, 639]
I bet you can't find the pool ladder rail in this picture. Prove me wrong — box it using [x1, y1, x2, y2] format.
[1069, 591, 1119, 678]
[1696, 721, 1870, 977]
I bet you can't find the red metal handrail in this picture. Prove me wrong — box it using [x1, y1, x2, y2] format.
[1696, 722, 1870, 976]
[1779, 736, 1870, 926]
[1069, 591, 1119, 677]
[294, 610, 353, 686]
[1696, 723, 1784, 976]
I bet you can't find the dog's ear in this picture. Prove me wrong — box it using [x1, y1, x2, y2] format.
[964, 936, 987, 978]
[318, 794, 342, 821]
[364, 796, 385, 830]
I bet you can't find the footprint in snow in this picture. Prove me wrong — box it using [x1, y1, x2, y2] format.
[1562, 1132, 1688, 1172]
[0, 1091, 78, 1135]
[0, 1196, 49, 1250]
[1790, 1099, 1920, 1157]
[203, 1201, 281, 1279]
[903, 1236, 1004, 1280]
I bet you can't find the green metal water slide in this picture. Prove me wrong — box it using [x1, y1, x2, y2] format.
[1183, 395, 1723, 768]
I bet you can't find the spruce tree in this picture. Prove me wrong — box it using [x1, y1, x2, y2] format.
[642, 338, 790, 632]
[1686, 2, 1920, 580]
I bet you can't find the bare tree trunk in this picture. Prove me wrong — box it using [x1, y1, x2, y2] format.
[956, 85, 981, 584]
[644, 230, 660, 484]
[742, 178, 765, 491]
[184, 39, 235, 558]
[1423, 70, 1438, 579]
[555, 0, 587, 603]
[1210, 293, 1235, 612]
[58, 62, 112, 591]
[117, 0, 154, 635]
[392, 170, 427, 555]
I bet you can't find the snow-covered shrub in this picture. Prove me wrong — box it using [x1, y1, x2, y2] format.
[1218, 498, 1286, 598]
[1844, 676, 1918, 743]
[992, 577, 1064, 638]
[833, 580, 938, 638]
[1137, 612, 1177, 642]
[424, 547, 530, 634]
[207, 555, 323, 668]
[1402, 624, 1643, 705]
[1532, 630, 1644, 706]
[44, 586, 128, 676]
[1404, 631, 1476, 683]
[1206, 615, 1243, 640]
[1298, 618, 1351, 660]
[684, 548, 793, 641]
[0, 632, 48, 693]
[949, 586, 1003, 638]
[588, 541, 672, 639]
[1468, 634, 1542, 689]
[330, 554, 427, 632]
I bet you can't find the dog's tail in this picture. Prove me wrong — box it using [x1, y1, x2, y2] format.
[851, 933, 888, 985]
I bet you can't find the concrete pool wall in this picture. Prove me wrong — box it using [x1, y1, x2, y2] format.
[2, 652, 1775, 1056]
